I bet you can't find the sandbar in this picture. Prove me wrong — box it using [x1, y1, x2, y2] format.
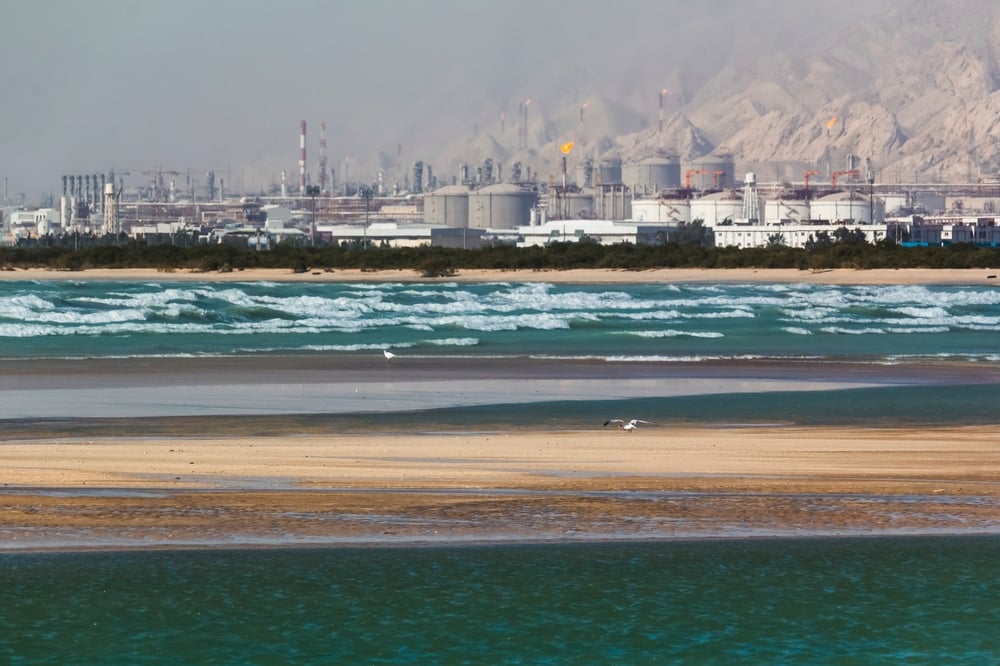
[3, 425, 1000, 550]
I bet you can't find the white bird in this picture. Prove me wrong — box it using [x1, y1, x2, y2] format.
[603, 418, 652, 432]
[383, 349, 396, 363]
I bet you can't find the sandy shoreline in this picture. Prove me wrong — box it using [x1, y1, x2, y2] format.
[4, 266, 1000, 550]
[3, 266, 1000, 285]
[3, 426, 1000, 550]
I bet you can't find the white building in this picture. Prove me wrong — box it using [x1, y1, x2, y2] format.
[5, 208, 62, 241]
[260, 205, 292, 229]
[317, 221, 484, 248]
[713, 222, 893, 249]
[505, 218, 679, 247]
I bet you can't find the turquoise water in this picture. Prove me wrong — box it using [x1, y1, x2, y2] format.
[5, 279, 1000, 662]
[3, 279, 1000, 363]
[3, 538, 999, 664]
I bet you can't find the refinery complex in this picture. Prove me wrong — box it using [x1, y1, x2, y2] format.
[6, 120, 1000, 251]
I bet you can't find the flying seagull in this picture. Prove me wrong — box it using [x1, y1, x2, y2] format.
[603, 419, 652, 432]
[383, 349, 396, 363]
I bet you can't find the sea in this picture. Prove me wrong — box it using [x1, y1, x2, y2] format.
[3, 278, 1000, 663]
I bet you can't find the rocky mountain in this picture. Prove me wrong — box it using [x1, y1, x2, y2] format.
[419, 0, 1000, 190]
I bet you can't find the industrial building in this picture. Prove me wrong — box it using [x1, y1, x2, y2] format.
[6, 114, 1000, 252]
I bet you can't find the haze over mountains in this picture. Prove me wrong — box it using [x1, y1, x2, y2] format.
[3, 0, 998, 200]
[428, 0, 1000, 189]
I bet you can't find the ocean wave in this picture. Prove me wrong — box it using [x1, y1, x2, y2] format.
[4, 280, 1000, 363]
[629, 330, 725, 339]
[424, 337, 479, 347]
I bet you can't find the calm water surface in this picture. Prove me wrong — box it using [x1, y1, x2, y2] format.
[2, 538, 999, 664]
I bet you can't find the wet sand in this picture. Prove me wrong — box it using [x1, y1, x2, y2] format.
[5, 354, 987, 421]
[3, 426, 1000, 550]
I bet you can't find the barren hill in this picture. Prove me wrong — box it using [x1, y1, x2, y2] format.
[417, 0, 1000, 189]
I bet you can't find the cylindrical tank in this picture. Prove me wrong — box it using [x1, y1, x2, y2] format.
[631, 197, 691, 224]
[881, 193, 908, 216]
[422, 184, 471, 227]
[623, 156, 682, 196]
[544, 190, 595, 219]
[597, 157, 622, 185]
[810, 192, 872, 224]
[564, 191, 596, 218]
[468, 183, 537, 229]
[690, 191, 743, 227]
[682, 154, 736, 191]
[764, 198, 811, 225]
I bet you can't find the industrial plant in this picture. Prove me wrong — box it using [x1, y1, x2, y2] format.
[6, 119, 1000, 252]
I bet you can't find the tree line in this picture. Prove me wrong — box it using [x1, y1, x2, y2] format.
[3, 235, 1000, 277]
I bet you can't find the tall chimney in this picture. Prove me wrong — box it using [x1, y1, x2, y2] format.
[299, 120, 307, 195]
[319, 121, 328, 194]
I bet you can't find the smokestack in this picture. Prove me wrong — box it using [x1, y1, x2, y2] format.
[319, 121, 328, 194]
[659, 88, 667, 133]
[299, 120, 307, 195]
[522, 100, 531, 149]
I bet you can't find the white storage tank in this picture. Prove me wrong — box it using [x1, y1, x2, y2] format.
[623, 156, 681, 195]
[810, 192, 872, 224]
[423, 184, 471, 227]
[690, 191, 743, 227]
[764, 198, 811, 225]
[631, 197, 691, 224]
[468, 183, 537, 229]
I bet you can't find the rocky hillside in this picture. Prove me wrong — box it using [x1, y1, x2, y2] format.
[424, 0, 1000, 189]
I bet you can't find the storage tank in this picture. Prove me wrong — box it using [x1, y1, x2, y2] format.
[468, 183, 537, 229]
[810, 191, 872, 224]
[631, 197, 691, 224]
[690, 190, 743, 227]
[623, 156, 682, 195]
[764, 198, 811, 225]
[596, 157, 622, 185]
[682, 154, 736, 191]
[423, 184, 471, 227]
[544, 190, 595, 219]
[564, 191, 596, 218]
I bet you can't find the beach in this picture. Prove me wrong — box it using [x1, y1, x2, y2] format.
[3, 265, 1000, 285]
[3, 267, 1000, 550]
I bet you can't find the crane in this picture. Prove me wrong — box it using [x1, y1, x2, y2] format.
[684, 169, 708, 189]
[803, 170, 820, 190]
[684, 169, 727, 190]
[831, 169, 860, 189]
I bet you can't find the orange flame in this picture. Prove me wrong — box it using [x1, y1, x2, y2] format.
[661, 88, 669, 95]
[826, 116, 837, 130]
[560, 141, 575, 155]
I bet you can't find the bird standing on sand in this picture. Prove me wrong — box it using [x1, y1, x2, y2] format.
[383, 349, 396, 364]
[603, 419, 652, 432]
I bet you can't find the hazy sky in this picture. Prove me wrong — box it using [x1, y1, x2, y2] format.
[2, 0, 900, 202]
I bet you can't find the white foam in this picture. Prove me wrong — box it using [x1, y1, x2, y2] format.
[630, 330, 724, 339]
